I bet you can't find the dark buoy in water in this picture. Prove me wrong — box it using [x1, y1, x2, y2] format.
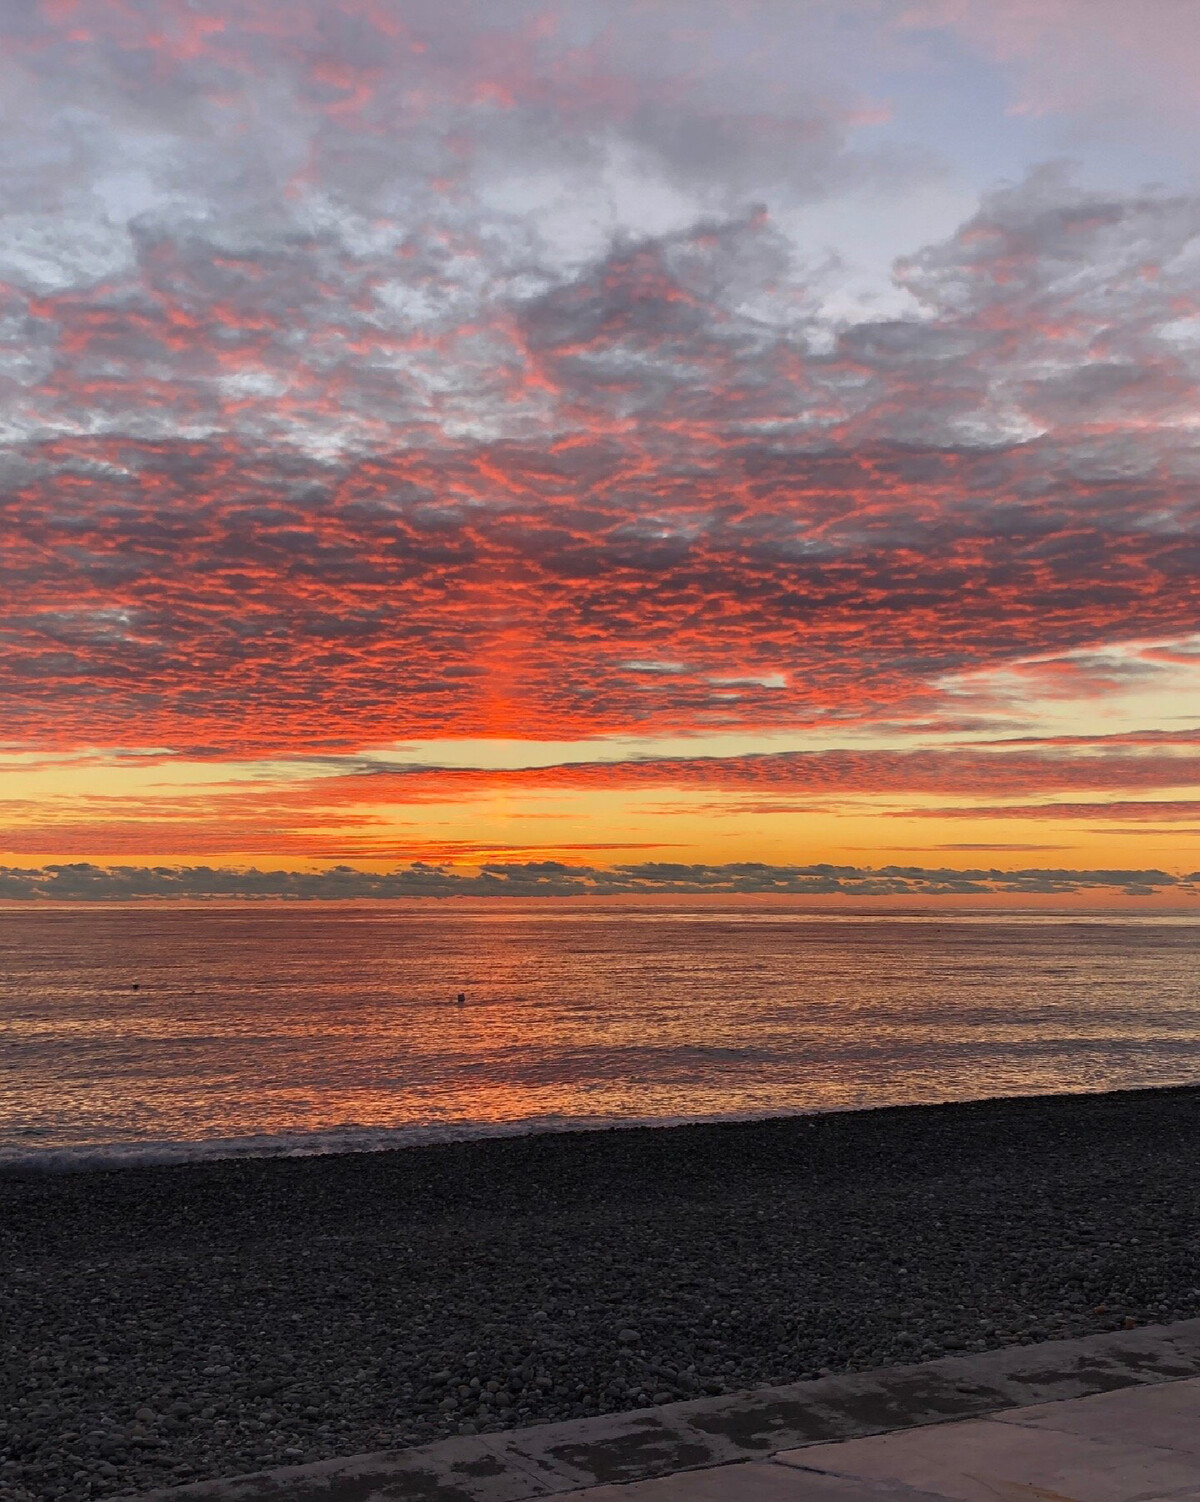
[131, 983, 140, 991]
[456, 991, 466, 1006]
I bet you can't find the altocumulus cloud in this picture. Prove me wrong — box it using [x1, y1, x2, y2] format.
[2, 4, 1200, 758]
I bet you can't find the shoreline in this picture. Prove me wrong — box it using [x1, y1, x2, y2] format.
[7, 1078, 1200, 1177]
[3, 1082, 1200, 1500]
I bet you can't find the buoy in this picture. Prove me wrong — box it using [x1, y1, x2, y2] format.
[456, 992, 466, 1005]
[131, 983, 140, 991]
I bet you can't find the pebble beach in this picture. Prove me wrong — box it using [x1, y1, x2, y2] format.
[4, 1084, 1200, 1502]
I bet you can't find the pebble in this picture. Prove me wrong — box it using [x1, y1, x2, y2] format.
[3, 1086, 1200, 1501]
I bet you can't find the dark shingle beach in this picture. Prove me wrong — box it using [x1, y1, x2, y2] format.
[3, 1084, 1200, 1501]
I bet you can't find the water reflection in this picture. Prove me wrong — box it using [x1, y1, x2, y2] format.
[2, 903, 1199, 1162]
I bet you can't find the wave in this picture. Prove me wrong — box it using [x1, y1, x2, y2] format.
[0, 1106, 831, 1174]
[3, 1077, 1186, 1174]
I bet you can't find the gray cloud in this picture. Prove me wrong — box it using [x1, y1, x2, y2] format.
[0, 860, 1190, 902]
[0, 3, 1194, 465]
[2, 5, 1200, 761]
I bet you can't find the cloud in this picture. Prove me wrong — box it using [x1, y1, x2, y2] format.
[6, 397, 1200, 755]
[915, 0, 1200, 147]
[5, 742, 1200, 858]
[0, 859, 1190, 902]
[317, 746, 1200, 800]
[0, 0, 1199, 846]
[906, 799, 1200, 821]
[900, 843, 1070, 851]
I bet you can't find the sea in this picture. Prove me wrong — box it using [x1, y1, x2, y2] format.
[3, 902, 1200, 1170]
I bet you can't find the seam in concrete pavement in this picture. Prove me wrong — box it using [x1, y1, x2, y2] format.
[124, 1317, 1200, 1502]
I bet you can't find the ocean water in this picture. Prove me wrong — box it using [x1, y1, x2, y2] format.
[3, 903, 1200, 1169]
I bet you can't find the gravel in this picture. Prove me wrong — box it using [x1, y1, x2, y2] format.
[3, 1084, 1200, 1501]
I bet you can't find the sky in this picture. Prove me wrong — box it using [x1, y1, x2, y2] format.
[4, 0, 1200, 903]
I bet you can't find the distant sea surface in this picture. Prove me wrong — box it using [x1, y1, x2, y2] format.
[4, 903, 1200, 1169]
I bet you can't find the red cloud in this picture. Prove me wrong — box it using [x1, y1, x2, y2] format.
[5, 745, 1200, 859]
[2, 1, 1200, 821]
[2, 426, 1200, 756]
[904, 799, 1200, 821]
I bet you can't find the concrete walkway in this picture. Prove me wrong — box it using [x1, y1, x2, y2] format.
[130, 1319, 1200, 1502]
[574, 1379, 1200, 1497]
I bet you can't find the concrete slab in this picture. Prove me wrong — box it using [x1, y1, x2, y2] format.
[123, 1319, 1200, 1502]
[521, 1407, 721, 1490]
[119, 1431, 583, 1502]
[992, 1374, 1200, 1454]
[564, 1461, 949, 1499]
[779, 1419, 1200, 1502]
[512, 1317, 1200, 1490]
[914, 1321, 1200, 1408]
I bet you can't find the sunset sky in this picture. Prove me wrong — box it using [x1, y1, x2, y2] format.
[4, 0, 1200, 902]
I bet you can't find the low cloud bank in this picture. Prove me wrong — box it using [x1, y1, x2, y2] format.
[1, 861, 1195, 902]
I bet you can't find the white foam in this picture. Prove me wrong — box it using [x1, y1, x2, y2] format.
[0, 1107, 829, 1174]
